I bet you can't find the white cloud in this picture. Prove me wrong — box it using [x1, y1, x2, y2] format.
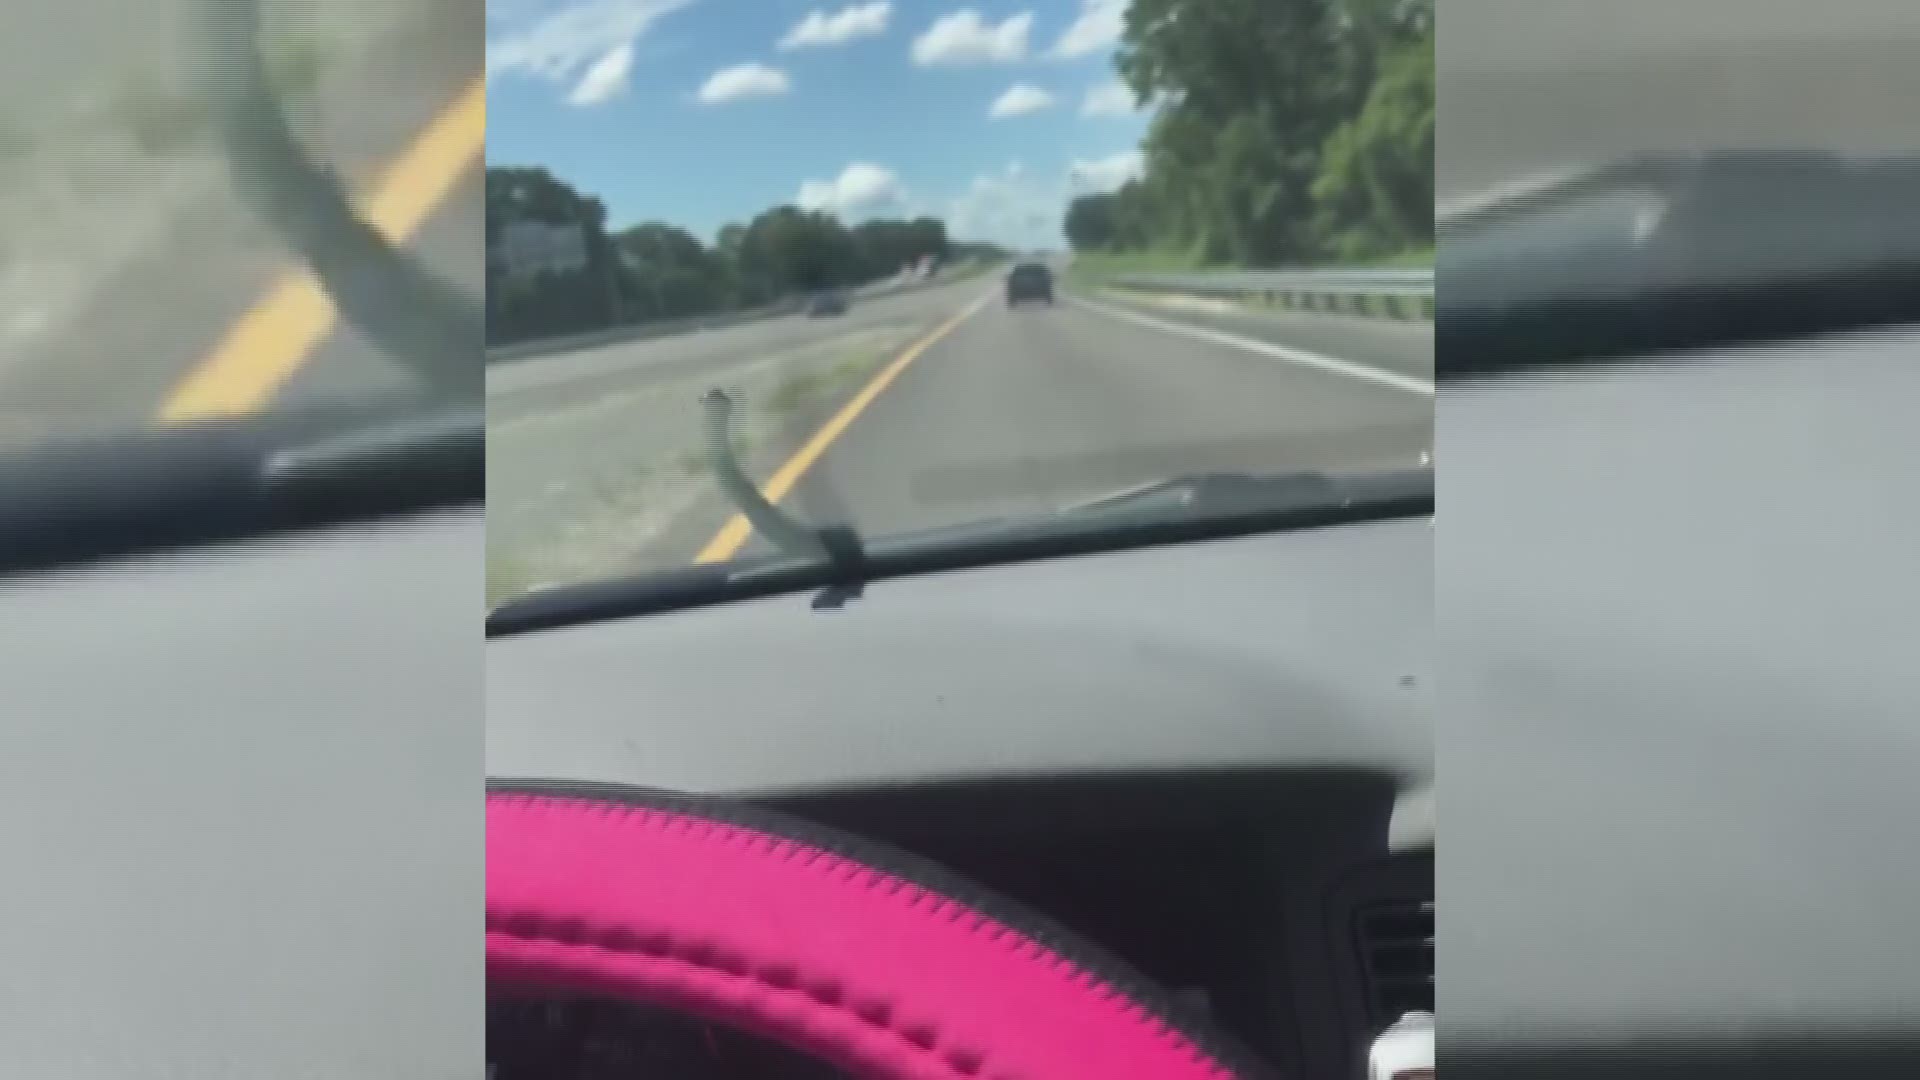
[989, 83, 1055, 118]
[943, 166, 1063, 250]
[488, 0, 691, 84]
[943, 154, 1137, 250]
[911, 10, 1033, 66]
[696, 63, 792, 104]
[788, 153, 1143, 252]
[1067, 149, 1144, 194]
[566, 42, 635, 105]
[1051, 0, 1125, 58]
[798, 163, 908, 219]
[1081, 77, 1137, 117]
[780, 2, 892, 49]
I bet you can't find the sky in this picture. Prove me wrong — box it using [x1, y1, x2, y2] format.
[485, 0, 1155, 250]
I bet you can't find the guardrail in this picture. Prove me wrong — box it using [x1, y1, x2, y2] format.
[1100, 267, 1434, 321]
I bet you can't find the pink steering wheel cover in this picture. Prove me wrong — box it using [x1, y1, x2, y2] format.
[488, 792, 1241, 1080]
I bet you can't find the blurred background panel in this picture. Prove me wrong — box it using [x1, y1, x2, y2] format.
[0, 0, 481, 446]
[0, 1, 483, 1078]
[1439, 0, 1920, 209]
[1439, 3, 1920, 1077]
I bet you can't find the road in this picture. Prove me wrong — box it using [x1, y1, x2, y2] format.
[486, 275, 1431, 602]
[1440, 0, 1920, 206]
[0, 0, 480, 447]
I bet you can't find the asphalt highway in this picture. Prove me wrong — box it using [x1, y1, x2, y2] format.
[485, 273, 1432, 602]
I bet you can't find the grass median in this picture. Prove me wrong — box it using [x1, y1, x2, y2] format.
[484, 325, 915, 607]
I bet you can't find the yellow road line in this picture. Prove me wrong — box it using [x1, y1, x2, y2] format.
[693, 294, 990, 564]
[157, 75, 486, 423]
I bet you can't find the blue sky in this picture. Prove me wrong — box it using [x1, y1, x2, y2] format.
[486, 0, 1153, 249]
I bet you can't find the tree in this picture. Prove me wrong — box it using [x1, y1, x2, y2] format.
[849, 217, 951, 277]
[485, 166, 626, 343]
[1065, 0, 1434, 268]
[951, 240, 1012, 263]
[736, 206, 854, 293]
[614, 223, 728, 320]
[1312, 31, 1434, 259]
[710, 223, 765, 306]
[487, 170, 975, 347]
[1065, 193, 1119, 252]
[905, 217, 951, 264]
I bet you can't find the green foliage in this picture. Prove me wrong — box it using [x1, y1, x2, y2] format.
[1063, 249, 1207, 288]
[485, 166, 626, 344]
[614, 222, 726, 319]
[485, 170, 953, 347]
[1066, 0, 1433, 267]
[951, 241, 1014, 263]
[767, 349, 888, 415]
[1065, 193, 1119, 252]
[1312, 32, 1434, 261]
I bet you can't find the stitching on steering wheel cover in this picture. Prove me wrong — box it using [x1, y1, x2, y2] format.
[488, 788, 1273, 1080]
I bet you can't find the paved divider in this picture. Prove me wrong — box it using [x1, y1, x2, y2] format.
[485, 260, 998, 366]
[1100, 267, 1435, 322]
[485, 299, 805, 365]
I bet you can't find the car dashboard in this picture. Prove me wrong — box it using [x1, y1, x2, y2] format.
[4, 509, 481, 1080]
[487, 513, 1434, 1078]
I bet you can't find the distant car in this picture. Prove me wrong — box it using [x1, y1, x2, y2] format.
[806, 290, 849, 316]
[1005, 262, 1054, 307]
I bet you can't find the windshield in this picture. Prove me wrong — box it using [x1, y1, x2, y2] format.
[0, 0, 480, 453]
[484, 0, 1435, 606]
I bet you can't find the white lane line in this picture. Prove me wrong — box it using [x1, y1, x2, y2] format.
[1066, 293, 1434, 397]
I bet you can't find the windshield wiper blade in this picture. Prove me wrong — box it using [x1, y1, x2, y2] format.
[487, 463, 1431, 636]
[842, 465, 1432, 561]
[262, 404, 482, 510]
[1058, 471, 1347, 520]
[0, 404, 481, 578]
[701, 388, 867, 608]
[1440, 152, 1920, 373]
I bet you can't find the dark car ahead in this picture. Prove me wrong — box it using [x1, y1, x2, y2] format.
[806, 290, 849, 316]
[1006, 262, 1054, 307]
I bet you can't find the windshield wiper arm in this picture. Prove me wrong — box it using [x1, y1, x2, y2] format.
[701, 388, 867, 607]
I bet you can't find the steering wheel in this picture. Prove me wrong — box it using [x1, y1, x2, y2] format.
[488, 787, 1275, 1080]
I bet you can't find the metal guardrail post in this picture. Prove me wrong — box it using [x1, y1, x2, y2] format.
[1098, 265, 1434, 322]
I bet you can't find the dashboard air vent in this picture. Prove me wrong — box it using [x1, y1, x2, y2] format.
[1356, 899, 1434, 1024]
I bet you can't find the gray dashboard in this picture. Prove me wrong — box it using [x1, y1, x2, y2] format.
[487, 512, 1433, 1079]
[1, 511, 481, 1080]
[487, 513, 1434, 831]
[1442, 326, 1920, 1049]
